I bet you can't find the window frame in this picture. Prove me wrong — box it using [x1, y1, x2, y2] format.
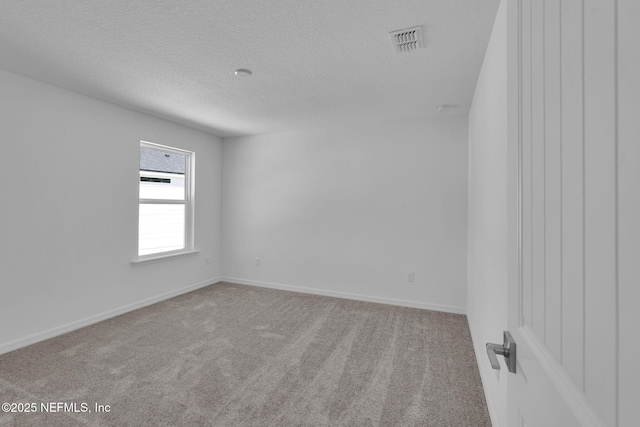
[135, 140, 196, 262]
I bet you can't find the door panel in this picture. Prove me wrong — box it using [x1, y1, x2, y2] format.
[542, 0, 562, 363]
[519, 0, 533, 329]
[582, 1, 617, 423]
[559, 0, 585, 392]
[617, 1, 640, 424]
[507, 0, 618, 425]
[511, 327, 581, 426]
[529, 0, 545, 340]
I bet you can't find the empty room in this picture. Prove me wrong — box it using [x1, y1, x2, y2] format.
[0, 0, 637, 426]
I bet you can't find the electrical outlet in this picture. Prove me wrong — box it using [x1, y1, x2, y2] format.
[205, 257, 211, 265]
[407, 272, 414, 282]
[256, 257, 261, 266]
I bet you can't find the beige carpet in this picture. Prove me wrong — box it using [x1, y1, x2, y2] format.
[0, 282, 490, 426]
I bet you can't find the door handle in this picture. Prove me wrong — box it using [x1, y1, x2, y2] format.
[486, 331, 516, 373]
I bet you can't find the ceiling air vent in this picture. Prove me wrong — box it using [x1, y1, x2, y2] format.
[390, 26, 424, 53]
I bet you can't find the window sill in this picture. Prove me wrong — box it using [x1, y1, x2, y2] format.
[131, 250, 199, 266]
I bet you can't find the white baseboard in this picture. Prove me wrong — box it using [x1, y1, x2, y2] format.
[1, 276, 465, 356]
[221, 276, 466, 315]
[466, 314, 500, 427]
[0, 276, 222, 356]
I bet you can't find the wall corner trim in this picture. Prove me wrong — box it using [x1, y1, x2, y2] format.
[0, 276, 223, 356]
[221, 276, 466, 315]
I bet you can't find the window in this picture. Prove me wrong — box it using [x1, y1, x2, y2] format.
[138, 141, 194, 258]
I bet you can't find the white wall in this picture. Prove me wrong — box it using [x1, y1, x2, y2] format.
[0, 69, 223, 353]
[466, 1, 508, 426]
[222, 117, 468, 312]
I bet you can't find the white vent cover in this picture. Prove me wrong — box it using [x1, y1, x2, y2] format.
[390, 26, 424, 53]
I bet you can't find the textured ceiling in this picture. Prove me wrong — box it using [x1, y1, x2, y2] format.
[0, 0, 500, 137]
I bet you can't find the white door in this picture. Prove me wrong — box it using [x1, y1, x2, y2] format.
[502, 0, 631, 426]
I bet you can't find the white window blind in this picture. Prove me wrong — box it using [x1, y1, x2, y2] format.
[138, 142, 193, 257]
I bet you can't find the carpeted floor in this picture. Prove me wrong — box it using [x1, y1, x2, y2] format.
[0, 282, 490, 426]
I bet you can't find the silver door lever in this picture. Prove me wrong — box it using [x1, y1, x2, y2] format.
[486, 331, 516, 373]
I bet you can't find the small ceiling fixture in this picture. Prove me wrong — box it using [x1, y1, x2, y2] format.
[436, 104, 459, 112]
[235, 69, 252, 77]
